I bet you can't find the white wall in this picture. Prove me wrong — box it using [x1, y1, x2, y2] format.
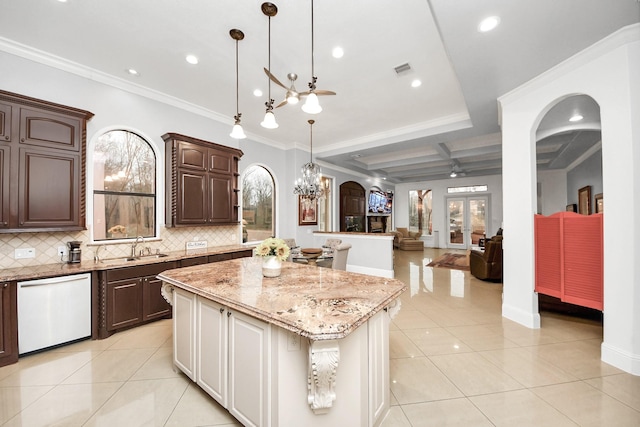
[537, 170, 568, 215]
[395, 174, 503, 248]
[499, 24, 640, 375]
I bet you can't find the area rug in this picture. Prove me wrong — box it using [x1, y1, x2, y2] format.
[427, 253, 469, 271]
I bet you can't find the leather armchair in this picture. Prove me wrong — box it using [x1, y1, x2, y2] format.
[393, 227, 424, 251]
[470, 235, 503, 281]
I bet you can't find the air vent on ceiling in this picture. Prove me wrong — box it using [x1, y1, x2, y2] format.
[394, 62, 412, 75]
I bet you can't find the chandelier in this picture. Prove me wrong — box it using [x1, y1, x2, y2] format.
[293, 119, 325, 200]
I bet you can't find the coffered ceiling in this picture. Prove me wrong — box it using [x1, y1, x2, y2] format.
[1, 0, 638, 183]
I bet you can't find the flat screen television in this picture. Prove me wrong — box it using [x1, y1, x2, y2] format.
[368, 190, 392, 214]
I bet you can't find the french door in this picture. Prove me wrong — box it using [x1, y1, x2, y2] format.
[446, 196, 488, 249]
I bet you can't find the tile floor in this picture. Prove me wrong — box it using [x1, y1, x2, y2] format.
[1, 248, 639, 426]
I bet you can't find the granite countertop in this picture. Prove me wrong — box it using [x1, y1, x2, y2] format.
[158, 257, 406, 341]
[0, 245, 253, 282]
[313, 231, 395, 236]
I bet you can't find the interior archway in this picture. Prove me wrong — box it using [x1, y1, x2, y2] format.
[534, 94, 603, 320]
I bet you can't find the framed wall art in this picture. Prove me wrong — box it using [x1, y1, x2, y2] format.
[566, 203, 577, 212]
[595, 193, 603, 213]
[298, 196, 318, 226]
[578, 185, 591, 215]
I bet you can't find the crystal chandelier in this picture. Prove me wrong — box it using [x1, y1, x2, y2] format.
[294, 119, 325, 200]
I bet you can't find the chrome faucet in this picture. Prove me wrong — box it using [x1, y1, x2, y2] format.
[93, 245, 104, 262]
[131, 236, 145, 258]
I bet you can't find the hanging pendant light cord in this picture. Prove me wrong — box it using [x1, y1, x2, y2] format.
[309, 119, 314, 162]
[267, 15, 273, 109]
[235, 39, 240, 119]
[310, 0, 315, 81]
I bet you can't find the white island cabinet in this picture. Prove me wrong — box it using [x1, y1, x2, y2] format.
[159, 257, 405, 427]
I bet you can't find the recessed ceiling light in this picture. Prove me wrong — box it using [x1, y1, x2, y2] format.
[57, 0, 68, 3]
[185, 54, 199, 65]
[332, 47, 344, 59]
[253, 89, 263, 97]
[411, 79, 422, 88]
[478, 16, 500, 32]
[126, 68, 139, 76]
[569, 114, 584, 122]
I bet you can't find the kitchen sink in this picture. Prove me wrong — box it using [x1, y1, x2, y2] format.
[122, 253, 169, 262]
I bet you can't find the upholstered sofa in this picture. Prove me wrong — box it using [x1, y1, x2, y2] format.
[392, 228, 424, 251]
[469, 233, 503, 281]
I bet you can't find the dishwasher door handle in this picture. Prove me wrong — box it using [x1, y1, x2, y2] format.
[18, 275, 90, 287]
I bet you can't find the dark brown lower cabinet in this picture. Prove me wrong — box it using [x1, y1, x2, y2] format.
[101, 262, 178, 338]
[0, 281, 18, 367]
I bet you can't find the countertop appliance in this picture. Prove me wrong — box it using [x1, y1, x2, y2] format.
[18, 273, 91, 354]
[67, 240, 82, 263]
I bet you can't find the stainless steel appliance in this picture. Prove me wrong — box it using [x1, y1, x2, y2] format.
[67, 240, 82, 263]
[17, 273, 92, 354]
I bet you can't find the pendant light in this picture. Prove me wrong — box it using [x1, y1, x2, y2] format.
[302, 0, 322, 114]
[260, 2, 279, 129]
[293, 119, 325, 200]
[229, 29, 246, 139]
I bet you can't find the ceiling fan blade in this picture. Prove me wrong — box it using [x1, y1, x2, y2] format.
[275, 99, 288, 108]
[263, 67, 287, 89]
[298, 90, 336, 97]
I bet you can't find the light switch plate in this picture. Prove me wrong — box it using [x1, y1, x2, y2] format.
[15, 248, 36, 259]
[186, 241, 207, 250]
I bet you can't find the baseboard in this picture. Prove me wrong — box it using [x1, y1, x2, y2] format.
[601, 342, 640, 375]
[347, 265, 394, 279]
[502, 303, 541, 329]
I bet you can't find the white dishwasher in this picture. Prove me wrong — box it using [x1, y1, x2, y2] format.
[18, 272, 92, 354]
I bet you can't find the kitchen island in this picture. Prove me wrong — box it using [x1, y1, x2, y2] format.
[157, 256, 406, 427]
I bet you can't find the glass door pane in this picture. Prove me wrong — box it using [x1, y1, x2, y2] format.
[469, 198, 487, 245]
[447, 199, 465, 247]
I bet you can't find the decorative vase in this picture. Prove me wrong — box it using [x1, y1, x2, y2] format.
[262, 255, 282, 277]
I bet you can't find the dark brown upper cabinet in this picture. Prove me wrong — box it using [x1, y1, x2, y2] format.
[163, 133, 242, 227]
[0, 90, 93, 233]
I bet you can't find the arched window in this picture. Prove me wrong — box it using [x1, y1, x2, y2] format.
[242, 165, 275, 243]
[92, 130, 156, 240]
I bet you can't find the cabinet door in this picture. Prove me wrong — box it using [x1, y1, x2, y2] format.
[178, 141, 207, 171]
[18, 147, 80, 229]
[368, 310, 390, 426]
[228, 310, 270, 427]
[0, 102, 11, 143]
[197, 297, 228, 406]
[173, 288, 196, 381]
[19, 107, 82, 152]
[208, 174, 232, 223]
[106, 278, 143, 331]
[0, 146, 9, 228]
[0, 282, 18, 367]
[142, 276, 171, 321]
[209, 148, 232, 174]
[177, 169, 208, 225]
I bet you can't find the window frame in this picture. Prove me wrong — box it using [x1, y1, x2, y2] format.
[90, 128, 159, 243]
[241, 164, 276, 244]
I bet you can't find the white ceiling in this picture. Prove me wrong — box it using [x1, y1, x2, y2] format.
[1, 0, 638, 183]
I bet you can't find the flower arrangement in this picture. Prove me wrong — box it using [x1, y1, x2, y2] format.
[255, 237, 290, 262]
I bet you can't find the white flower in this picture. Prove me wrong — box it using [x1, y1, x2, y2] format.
[255, 238, 290, 262]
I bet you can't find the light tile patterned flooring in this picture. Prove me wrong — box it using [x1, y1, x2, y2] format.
[1, 248, 639, 426]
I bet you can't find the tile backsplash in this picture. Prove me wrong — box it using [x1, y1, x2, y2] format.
[0, 226, 240, 269]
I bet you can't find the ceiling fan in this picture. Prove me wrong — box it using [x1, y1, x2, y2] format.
[263, 68, 335, 108]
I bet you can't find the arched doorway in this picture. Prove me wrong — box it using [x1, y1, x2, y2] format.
[534, 94, 603, 320]
[339, 181, 365, 232]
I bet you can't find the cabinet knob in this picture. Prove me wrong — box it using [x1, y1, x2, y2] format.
[227, 311, 232, 317]
[2, 283, 7, 288]
[4, 136, 8, 141]
[21, 138, 25, 142]
[219, 307, 224, 314]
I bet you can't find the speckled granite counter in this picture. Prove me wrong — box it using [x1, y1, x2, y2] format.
[158, 256, 405, 340]
[0, 245, 253, 282]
